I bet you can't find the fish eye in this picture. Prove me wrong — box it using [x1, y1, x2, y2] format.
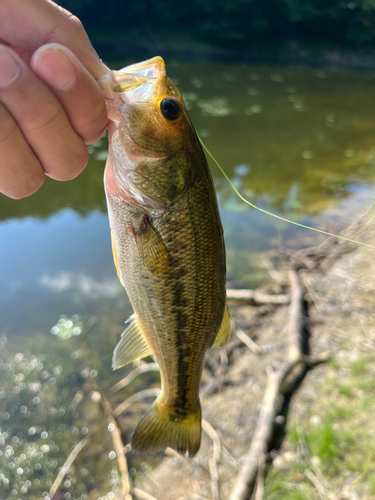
[160, 98, 182, 121]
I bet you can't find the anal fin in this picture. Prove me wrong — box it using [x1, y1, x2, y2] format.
[113, 314, 153, 369]
[212, 306, 231, 347]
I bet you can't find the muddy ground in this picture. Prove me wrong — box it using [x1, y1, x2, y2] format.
[130, 209, 375, 500]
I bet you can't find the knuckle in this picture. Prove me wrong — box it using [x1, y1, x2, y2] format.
[85, 126, 107, 146]
[75, 100, 107, 143]
[69, 144, 89, 177]
[74, 145, 89, 173]
[66, 14, 84, 33]
[6, 172, 44, 199]
[55, 7, 85, 34]
[0, 120, 18, 145]
[28, 105, 62, 132]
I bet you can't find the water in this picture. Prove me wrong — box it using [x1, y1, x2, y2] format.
[1, 60, 375, 499]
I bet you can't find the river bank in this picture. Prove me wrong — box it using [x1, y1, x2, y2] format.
[130, 209, 375, 499]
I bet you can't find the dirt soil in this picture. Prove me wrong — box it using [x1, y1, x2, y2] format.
[130, 209, 375, 500]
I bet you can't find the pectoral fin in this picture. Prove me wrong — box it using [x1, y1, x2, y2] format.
[133, 215, 172, 278]
[113, 314, 153, 369]
[212, 306, 231, 347]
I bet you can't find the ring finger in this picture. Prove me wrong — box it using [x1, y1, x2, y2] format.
[0, 103, 44, 198]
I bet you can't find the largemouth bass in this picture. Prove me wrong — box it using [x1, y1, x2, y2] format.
[99, 57, 230, 456]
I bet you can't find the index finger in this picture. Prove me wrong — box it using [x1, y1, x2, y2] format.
[0, 0, 107, 79]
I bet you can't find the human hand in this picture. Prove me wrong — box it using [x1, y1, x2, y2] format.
[0, 0, 109, 199]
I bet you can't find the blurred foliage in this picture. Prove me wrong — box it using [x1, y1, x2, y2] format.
[58, 0, 375, 50]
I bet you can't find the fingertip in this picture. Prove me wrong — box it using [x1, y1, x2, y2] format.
[85, 121, 108, 145]
[31, 42, 69, 62]
[31, 44, 78, 92]
[0, 45, 24, 90]
[46, 142, 89, 181]
[31, 42, 107, 81]
[4, 172, 44, 200]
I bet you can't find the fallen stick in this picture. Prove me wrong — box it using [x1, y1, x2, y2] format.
[235, 329, 261, 355]
[114, 388, 161, 417]
[229, 359, 297, 500]
[176, 496, 210, 500]
[305, 470, 330, 500]
[226, 289, 289, 306]
[229, 269, 330, 500]
[202, 419, 221, 500]
[78, 316, 98, 340]
[113, 362, 160, 392]
[133, 488, 159, 500]
[100, 390, 132, 500]
[49, 435, 92, 499]
[298, 433, 331, 493]
[254, 456, 265, 500]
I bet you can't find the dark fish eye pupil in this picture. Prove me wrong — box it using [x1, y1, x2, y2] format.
[160, 98, 181, 121]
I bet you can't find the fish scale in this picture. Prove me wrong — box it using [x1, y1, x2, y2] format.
[99, 56, 229, 455]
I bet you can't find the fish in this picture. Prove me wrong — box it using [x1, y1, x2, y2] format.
[98, 57, 230, 456]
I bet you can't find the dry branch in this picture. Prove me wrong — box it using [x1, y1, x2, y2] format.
[229, 269, 330, 500]
[299, 433, 331, 493]
[49, 435, 92, 499]
[226, 288, 289, 306]
[80, 316, 98, 339]
[305, 470, 329, 500]
[235, 329, 261, 355]
[176, 496, 210, 500]
[114, 388, 161, 417]
[100, 390, 132, 499]
[254, 456, 265, 500]
[113, 362, 160, 392]
[202, 419, 221, 500]
[133, 488, 159, 500]
[229, 359, 297, 500]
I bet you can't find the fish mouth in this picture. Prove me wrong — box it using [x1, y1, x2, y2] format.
[98, 56, 167, 120]
[99, 56, 174, 157]
[100, 57, 183, 212]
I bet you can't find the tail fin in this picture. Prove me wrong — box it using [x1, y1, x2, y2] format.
[131, 396, 201, 456]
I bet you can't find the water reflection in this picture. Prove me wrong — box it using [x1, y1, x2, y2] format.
[1, 63, 375, 222]
[1, 60, 375, 498]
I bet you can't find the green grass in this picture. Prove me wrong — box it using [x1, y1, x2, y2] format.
[351, 356, 367, 375]
[269, 488, 310, 500]
[337, 383, 354, 397]
[305, 424, 342, 473]
[369, 475, 375, 495]
[264, 352, 375, 499]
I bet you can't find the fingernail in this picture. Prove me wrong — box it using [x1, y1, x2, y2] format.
[0, 47, 21, 89]
[34, 48, 77, 91]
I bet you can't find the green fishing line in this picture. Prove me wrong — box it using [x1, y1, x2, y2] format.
[197, 134, 375, 250]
